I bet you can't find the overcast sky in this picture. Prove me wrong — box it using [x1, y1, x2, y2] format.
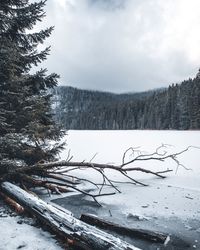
[38, 0, 200, 93]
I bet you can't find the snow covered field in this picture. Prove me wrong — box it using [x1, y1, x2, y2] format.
[1, 130, 200, 249]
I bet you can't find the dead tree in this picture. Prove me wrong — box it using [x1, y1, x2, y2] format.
[0, 145, 193, 204]
[0, 145, 194, 249]
[1, 181, 141, 250]
[80, 213, 169, 244]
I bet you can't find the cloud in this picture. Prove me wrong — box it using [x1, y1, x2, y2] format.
[39, 0, 200, 92]
[88, 0, 127, 11]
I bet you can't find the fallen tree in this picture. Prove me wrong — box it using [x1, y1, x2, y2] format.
[0, 145, 193, 204]
[80, 213, 169, 244]
[0, 146, 194, 249]
[0, 143, 195, 248]
[0, 181, 141, 250]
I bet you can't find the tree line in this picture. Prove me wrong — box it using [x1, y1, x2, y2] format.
[52, 75, 200, 130]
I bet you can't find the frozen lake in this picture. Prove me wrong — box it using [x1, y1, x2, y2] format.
[55, 130, 200, 249]
[60, 130, 200, 190]
[61, 130, 200, 166]
[2, 130, 200, 250]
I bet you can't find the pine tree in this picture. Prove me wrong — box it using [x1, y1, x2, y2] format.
[0, 0, 64, 175]
[189, 78, 200, 129]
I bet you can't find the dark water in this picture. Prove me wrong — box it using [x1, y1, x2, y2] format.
[52, 194, 200, 250]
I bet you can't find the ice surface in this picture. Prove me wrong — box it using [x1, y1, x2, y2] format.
[1, 130, 200, 249]
[58, 130, 200, 218]
[58, 130, 200, 249]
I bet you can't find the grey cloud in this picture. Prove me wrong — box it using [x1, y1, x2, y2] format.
[40, 0, 200, 93]
[88, 0, 128, 11]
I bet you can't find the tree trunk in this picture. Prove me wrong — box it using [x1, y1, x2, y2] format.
[0, 191, 24, 213]
[80, 213, 170, 244]
[0, 182, 141, 250]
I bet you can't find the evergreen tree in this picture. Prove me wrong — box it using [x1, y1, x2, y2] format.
[189, 78, 200, 129]
[51, 75, 200, 131]
[0, 0, 64, 175]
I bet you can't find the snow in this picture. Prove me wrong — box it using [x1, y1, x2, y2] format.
[1, 182, 141, 250]
[57, 130, 200, 249]
[0, 208, 62, 250]
[61, 130, 200, 195]
[60, 130, 200, 194]
[1, 130, 200, 249]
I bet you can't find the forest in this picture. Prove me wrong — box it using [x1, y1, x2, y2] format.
[52, 74, 200, 130]
[1, 1, 200, 249]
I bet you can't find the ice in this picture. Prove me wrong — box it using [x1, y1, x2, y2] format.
[1, 130, 200, 249]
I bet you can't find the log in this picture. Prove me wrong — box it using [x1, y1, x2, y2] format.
[0, 191, 24, 213]
[0, 182, 141, 250]
[80, 213, 170, 244]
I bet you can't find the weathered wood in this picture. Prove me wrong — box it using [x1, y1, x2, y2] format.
[0, 191, 24, 213]
[80, 213, 170, 244]
[0, 182, 141, 250]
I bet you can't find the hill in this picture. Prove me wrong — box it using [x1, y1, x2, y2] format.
[52, 76, 200, 130]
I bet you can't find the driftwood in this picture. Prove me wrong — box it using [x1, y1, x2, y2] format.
[0, 181, 141, 250]
[80, 213, 170, 244]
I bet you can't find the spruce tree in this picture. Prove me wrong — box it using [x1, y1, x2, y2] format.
[0, 0, 64, 175]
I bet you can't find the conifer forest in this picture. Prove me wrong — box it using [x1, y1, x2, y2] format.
[52, 75, 200, 130]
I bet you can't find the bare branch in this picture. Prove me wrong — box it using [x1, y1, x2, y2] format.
[2, 145, 197, 204]
[89, 153, 98, 163]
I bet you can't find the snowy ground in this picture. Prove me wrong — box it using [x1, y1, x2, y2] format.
[0, 203, 62, 250]
[1, 130, 200, 249]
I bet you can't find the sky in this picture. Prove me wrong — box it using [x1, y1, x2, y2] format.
[38, 0, 200, 93]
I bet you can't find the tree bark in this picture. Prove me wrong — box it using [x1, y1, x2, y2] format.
[0, 191, 24, 213]
[80, 213, 170, 244]
[0, 182, 141, 250]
